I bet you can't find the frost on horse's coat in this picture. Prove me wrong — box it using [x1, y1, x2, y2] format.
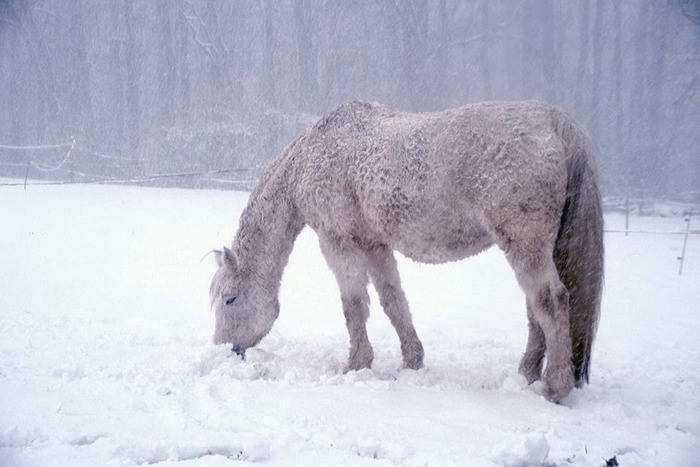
[210, 100, 604, 403]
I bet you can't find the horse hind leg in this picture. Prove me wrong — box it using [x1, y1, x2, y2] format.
[519, 300, 546, 384]
[366, 245, 424, 370]
[318, 235, 374, 372]
[341, 287, 373, 371]
[510, 250, 574, 403]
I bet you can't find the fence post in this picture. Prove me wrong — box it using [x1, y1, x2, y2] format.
[678, 213, 692, 275]
[625, 195, 630, 236]
[24, 160, 31, 190]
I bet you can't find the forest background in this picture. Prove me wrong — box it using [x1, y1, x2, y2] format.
[1, 0, 699, 199]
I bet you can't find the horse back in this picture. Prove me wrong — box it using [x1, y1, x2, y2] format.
[291, 101, 570, 261]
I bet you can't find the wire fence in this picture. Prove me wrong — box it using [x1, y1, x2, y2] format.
[602, 197, 699, 275]
[2, 141, 698, 274]
[0, 139, 257, 190]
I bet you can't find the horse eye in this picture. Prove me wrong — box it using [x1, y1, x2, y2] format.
[225, 296, 237, 306]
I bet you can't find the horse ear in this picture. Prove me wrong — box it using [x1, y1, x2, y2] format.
[213, 249, 224, 268]
[222, 246, 238, 271]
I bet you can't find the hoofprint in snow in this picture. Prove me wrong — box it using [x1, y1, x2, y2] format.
[1, 182, 698, 466]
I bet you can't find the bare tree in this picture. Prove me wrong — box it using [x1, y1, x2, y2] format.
[590, 0, 604, 168]
[479, 0, 492, 100]
[157, 0, 175, 122]
[107, 0, 126, 156]
[262, 0, 276, 108]
[612, 0, 625, 190]
[648, 2, 670, 194]
[574, 0, 591, 119]
[629, 0, 651, 191]
[541, 0, 558, 104]
[395, 0, 429, 111]
[435, 0, 450, 109]
[293, 0, 319, 111]
[8, 0, 61, 139]
[124, 0, 140, 171]
[176, 5, 191, 120]
[1, 0, 698, 195]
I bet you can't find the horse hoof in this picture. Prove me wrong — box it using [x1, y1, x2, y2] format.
[518, 360, 542, 384]
[402, 360, 423, 371]
[542, 385, 562, 403]
[344, 346, 374, 373]
[343, 360, 372, 373]
[543, 373, 574, 403]
[402, 340, 424, 370]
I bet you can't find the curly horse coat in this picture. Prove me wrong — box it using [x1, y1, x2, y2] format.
[210, 101, 604, 403]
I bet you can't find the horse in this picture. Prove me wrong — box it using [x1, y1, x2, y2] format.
[209, 100, 604, 403]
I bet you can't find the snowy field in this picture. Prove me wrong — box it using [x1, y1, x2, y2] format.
[1, 182, 699, 466]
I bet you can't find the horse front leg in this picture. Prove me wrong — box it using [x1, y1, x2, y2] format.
[366, 246, 424, 370]
[318, 235, 374, 372]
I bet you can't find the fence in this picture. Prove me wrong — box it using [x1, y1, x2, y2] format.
[0, 139, 257, 190]
[3, 141, 699, 274]
[603, 197, 699, 275]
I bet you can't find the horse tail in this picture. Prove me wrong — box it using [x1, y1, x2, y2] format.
[551, 108, 604, 387]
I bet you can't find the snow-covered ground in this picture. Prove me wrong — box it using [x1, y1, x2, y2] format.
[1, 182, 698, 466]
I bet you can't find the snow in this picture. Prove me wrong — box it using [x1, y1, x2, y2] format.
[1, 182, 699, 466]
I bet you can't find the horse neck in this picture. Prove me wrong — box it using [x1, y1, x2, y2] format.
[234, 166, 303, 293]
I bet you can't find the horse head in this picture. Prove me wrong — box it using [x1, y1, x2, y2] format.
[209, 246, 279, 357]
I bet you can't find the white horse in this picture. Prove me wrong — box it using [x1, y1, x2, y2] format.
[210, 100, 604, 403]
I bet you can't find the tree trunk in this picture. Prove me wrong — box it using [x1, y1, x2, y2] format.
[293, 0, 319, 112]
[124, 0, 140, 173]
[541, 0, 557, 103]
[520, 3, 537, 98]
[646, 2, 669, 194]
[480, 0, 492, 100]
[108, 0, 125, 156]
[630, 0, 650, 192]
[435, 0, 449, 109]
[574, 0, 591, 119]
[69, 0, 94, 175]
[590, 0, 604, 177]
[9, 0, 61, 140]
[613, 0, 624, 191]
[157, 0, 175, 122]
[397, 0, 428, 111]
[262, 0, 276, 108]
[176, 6, 191, 120]
[205, 0, 233, 106]
[7, 21, 24, 145]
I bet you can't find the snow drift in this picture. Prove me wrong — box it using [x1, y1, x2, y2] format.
[1, 182, 698, 465]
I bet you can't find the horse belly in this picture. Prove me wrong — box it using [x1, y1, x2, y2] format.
[392, 215, 495, 264]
